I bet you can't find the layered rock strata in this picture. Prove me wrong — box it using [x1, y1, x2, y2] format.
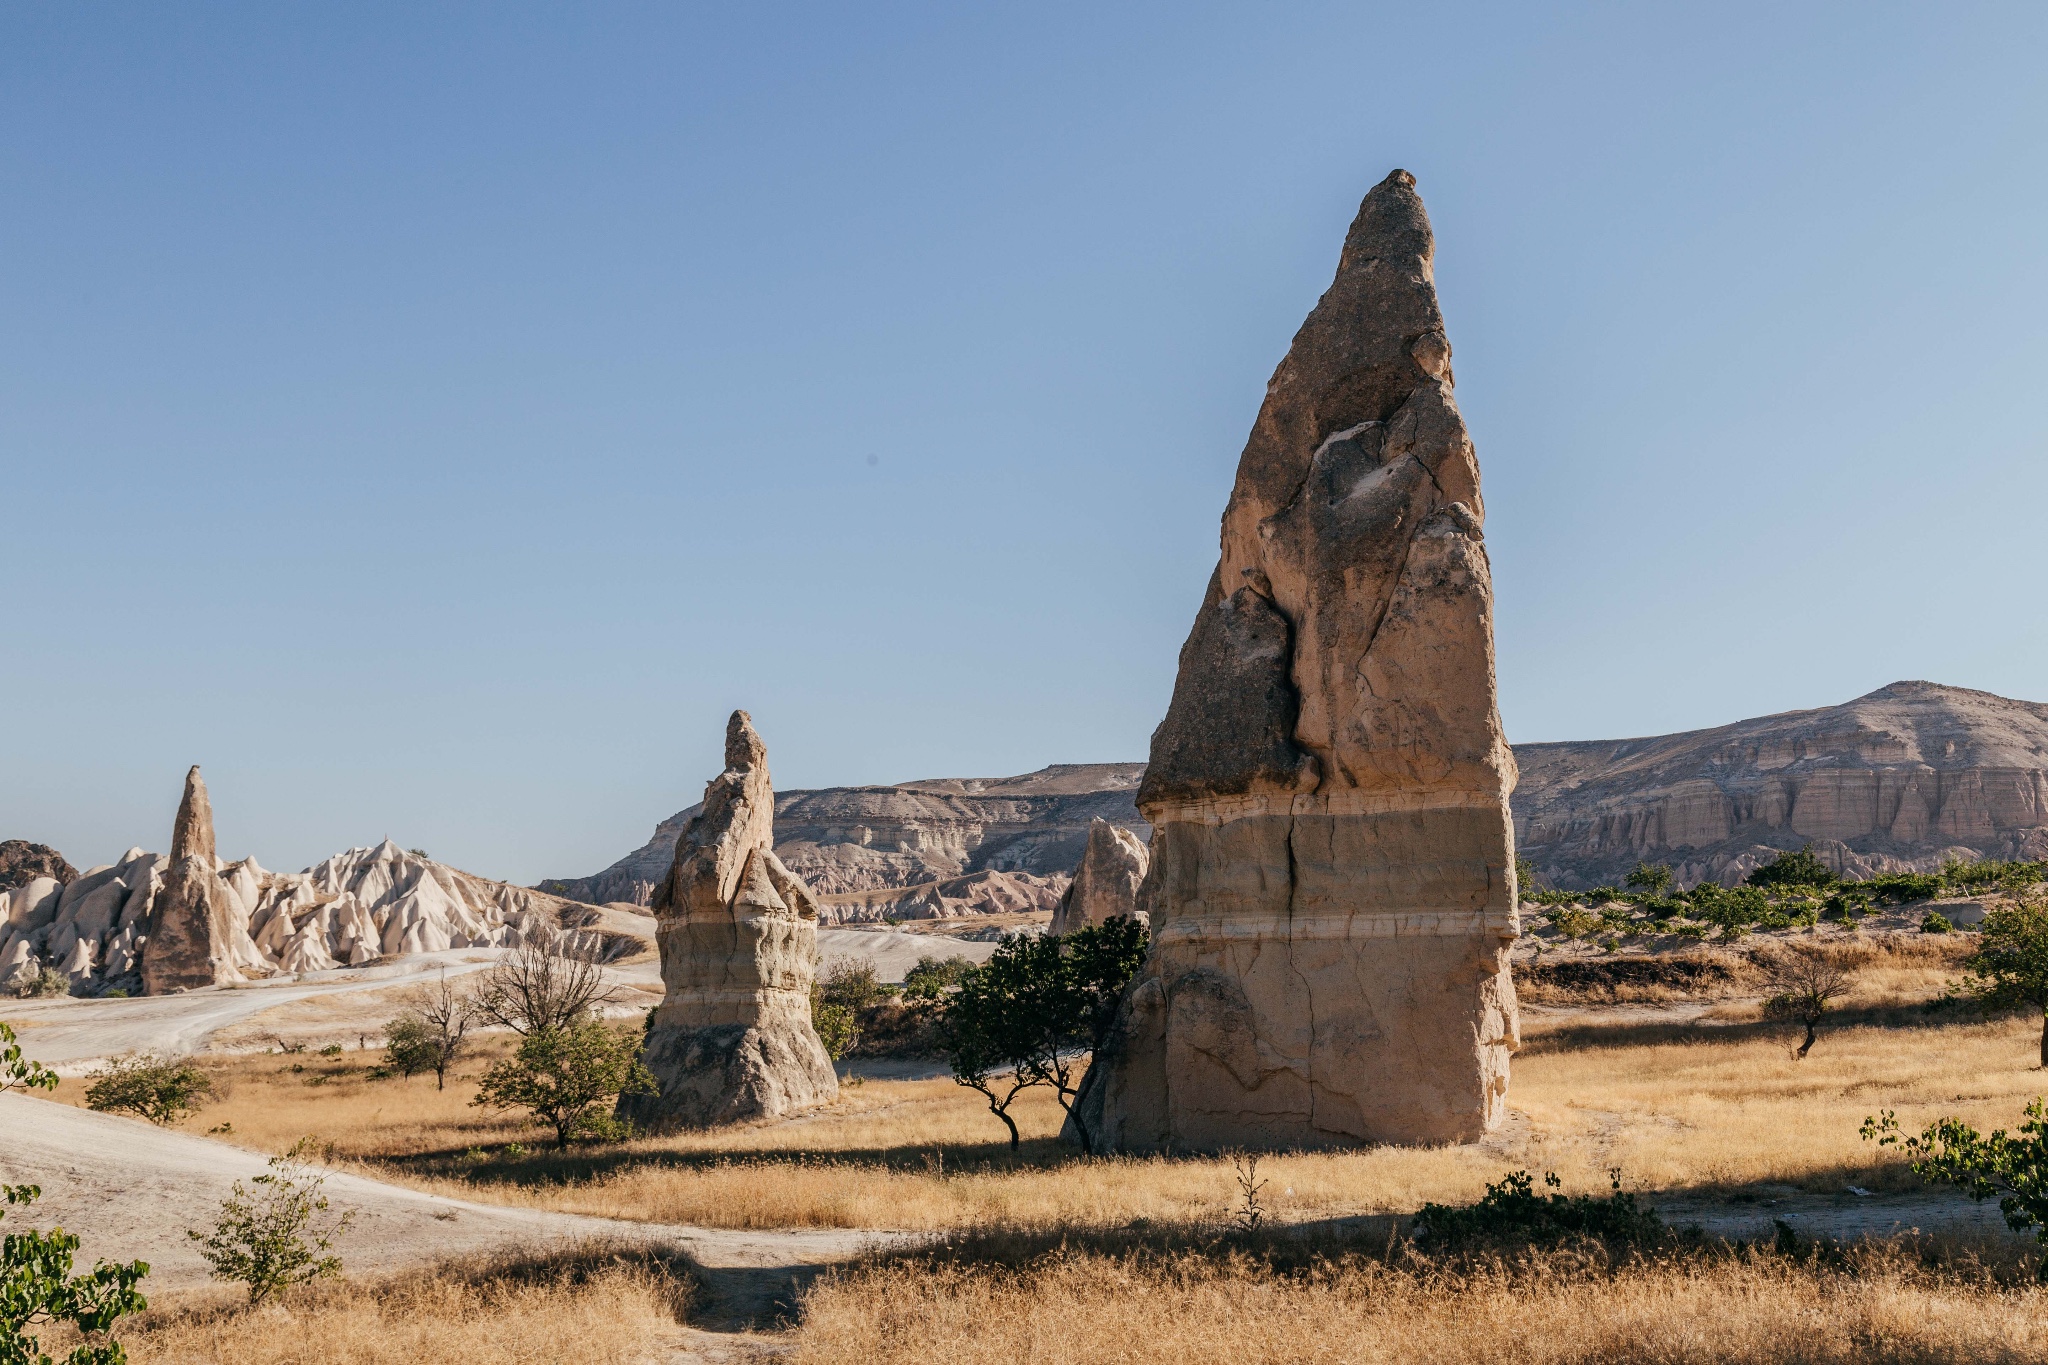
[1050, 818, 1150, 935]
[622, 712, 838, 1128]
[544, 763, 1146, 915]
[1515, 681, 2048, 890]
[1073, 171, 1519, 1153]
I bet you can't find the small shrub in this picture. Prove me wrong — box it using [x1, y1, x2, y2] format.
[317, 1043, 343, 1058]
[13, 966, 70, 999]
[902, 955, 976, 1002]
[188, 1138, 355, 1305]
[472, 1021, 657, 1148]
[811, 1001, 860, 1061]
[1547, 907, 1596, 938]
[1413, 1169, 1663, 1249]
[84, 1053, 214, 1127]
[1922, 912, 1955, 934]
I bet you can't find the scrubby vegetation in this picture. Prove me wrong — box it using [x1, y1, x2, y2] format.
[1528, 849, 2047, 945]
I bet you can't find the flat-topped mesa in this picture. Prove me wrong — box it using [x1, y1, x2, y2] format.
[140, 766, 247, 994]
[1050, 818, 1150, 935]
[620, 711, 838, 1128]
[1073, 170, 1519, 1152]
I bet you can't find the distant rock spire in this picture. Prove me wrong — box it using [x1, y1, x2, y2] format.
[169, 766, 216, 866]
[622, 710, 839, 1128]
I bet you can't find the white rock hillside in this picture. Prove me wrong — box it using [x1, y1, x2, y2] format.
[0, 839, 603, 995]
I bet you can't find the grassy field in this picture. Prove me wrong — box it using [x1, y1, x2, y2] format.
[47, 932, 2045, 1236]
[795, 1232, 2048, 1365]
[41, 1245, 694, 1365]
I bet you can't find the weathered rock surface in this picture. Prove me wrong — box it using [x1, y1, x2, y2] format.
[1516, 680, 2048, 890]
[3, 789, 591, 995]
[621, 712, 837, 1129]
[1050, 818, 1150, 935]
[0, 842, 77, 891]
[141, 768, 252, 993]
[1074, 171, 1519, 1153]
[546, 763, 1146, 918]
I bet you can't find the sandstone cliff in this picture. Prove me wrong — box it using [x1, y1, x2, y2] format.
[623, 711, 837, 1128]
[1515, 680, 2048, 891]
[1076, 170, 1518, 1153]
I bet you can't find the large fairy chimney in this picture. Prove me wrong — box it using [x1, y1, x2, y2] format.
[140, 766, 245, 994]
[1071, 171, 1520, 1151]
[619, 711, 839, 1127]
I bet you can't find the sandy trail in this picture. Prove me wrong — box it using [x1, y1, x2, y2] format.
[1, 951, 664, 1072]
[0, 1093, 884, 1300]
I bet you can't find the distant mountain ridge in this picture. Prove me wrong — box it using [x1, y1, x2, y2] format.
[545, 682, 2048, 910]
[1512, 680, 2048, 889]
[541, 763, 1147, 919]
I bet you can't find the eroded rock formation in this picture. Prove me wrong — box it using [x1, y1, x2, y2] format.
[1515, 680, 2048, 889]
[1073, 170, 1519, 1152]
[622, 711, 838, 1128]
[140, 767, 252, 993]
[543, 763, 1147, 919]
[1050, 818, 1150, 935]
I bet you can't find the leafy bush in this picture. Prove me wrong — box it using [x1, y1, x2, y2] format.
[1922, 912, 1955, 934]
[1412, 1169, 1663, 1249]
[472, 1021, 656, 1148]
[1747, 845, 1838, 890]
[12, 967, 70, 999]
[1864, 1100, 2048, 1275]
[902, 955, 976, 1002]
[1864, 873, 1942, 905]
[1962, 890, 2048, 1065]
[83, 1053, 214, 1127]
[188, 1138, 354, 1305]
[1625, 862, 1673, 895]
[1545, 907, 1596, 938]
[2, 1183, 149, 1365]
[811, 1001, 860, 1061]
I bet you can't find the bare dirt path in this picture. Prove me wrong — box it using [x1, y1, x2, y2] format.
[0, 1093, 887, 1308]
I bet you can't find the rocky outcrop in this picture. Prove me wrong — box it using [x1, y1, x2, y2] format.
[3, 781, 587, 995]
[622, 712, 837, 1128]
[141, 768, 254, 993]
[1074, 171, 1519, 1154]
[545, 763, 1146, 917]
[0, 842, 77, 891]
[1516, 680, 2048, 890]
[1049, 818, 1149, 935]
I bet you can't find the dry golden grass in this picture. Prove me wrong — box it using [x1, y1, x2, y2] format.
[53, 936, 2041, 1234]
[795, 1238, 2048, 1365]
[45, 1245, 692, 1365]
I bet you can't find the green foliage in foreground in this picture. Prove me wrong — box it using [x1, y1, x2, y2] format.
[82, 1054, 213, 1128]
[472, 1021, 655, 1149]
[1865, 1101, 2048, 1276]
[1411, 1169, 1664, 1249]
[188, 1139, 353, 1306]
[2, 1184, 150, 1365]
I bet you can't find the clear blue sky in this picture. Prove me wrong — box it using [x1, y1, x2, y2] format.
[6, 3, 2045, 882]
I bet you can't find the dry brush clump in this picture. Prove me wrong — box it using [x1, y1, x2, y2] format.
[46, 1243, 695, 1365]
[796, 1232, 2048, 1365]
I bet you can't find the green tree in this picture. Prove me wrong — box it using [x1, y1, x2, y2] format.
[82, 1054, 213, 1127]
[1514, 856, 1540, 899]
[1864, 1101, 2048, 1276]
[1964, 889, 2048, 1066]
[1747, 845, 1837, 891]
[472, 1021, 656, 1148]
[1624, 862, 1673, 896]
[938, 918, 1150, 1155]
[809, 1001, 859, 1061]
[188, 1139, 354, 1306]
